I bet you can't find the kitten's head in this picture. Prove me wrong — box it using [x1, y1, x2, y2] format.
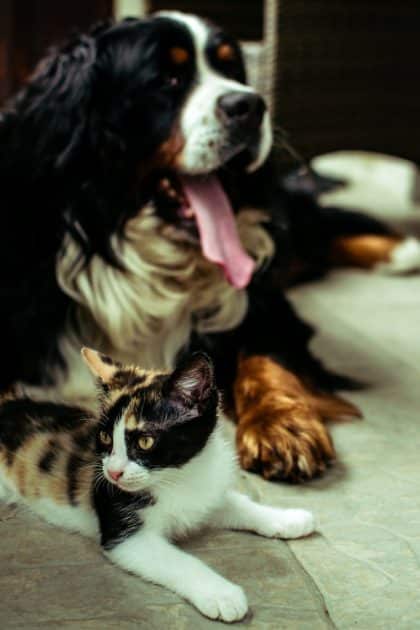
[81, 347, 218, 493]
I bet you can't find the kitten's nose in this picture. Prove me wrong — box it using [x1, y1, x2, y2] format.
[108, 469, 123, 482]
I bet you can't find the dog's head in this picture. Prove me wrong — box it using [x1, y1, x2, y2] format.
[18, 12, 273, 288]
[91, 13, 272, 174]
[155, 12, 272, 175]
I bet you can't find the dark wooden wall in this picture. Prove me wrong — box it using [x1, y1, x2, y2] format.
[0, 1, 13, 104]
[275, 1, 420, 164]
[150, 0, 263, 40]
[0, 0, 113, 104]
[1, 1, 419, 163]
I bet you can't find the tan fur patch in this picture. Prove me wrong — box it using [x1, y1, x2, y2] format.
[216, 43, 235, 62]
[330, 234, 402, 268]
[169, 46, 189, 65]
[154, 132, 185, 170]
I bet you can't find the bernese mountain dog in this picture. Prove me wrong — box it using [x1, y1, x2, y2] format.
[0, 11, 415, 482]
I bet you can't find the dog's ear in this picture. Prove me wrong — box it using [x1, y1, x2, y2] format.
[22, 34, 97, 170]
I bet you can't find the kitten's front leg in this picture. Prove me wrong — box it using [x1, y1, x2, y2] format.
[106, 532, 248, 623]
[211, 490, 315, 539]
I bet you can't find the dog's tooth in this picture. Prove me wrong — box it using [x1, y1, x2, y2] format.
[183, 207, 194, 218]
[159, 178, 171, 190]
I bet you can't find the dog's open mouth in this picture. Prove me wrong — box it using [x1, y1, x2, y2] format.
[154, 170, 255, 289]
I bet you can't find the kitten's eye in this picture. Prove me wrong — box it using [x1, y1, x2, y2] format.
[138, 436, 155, 450]
[99, 431, 112, 446]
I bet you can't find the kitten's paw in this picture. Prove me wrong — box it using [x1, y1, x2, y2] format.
[191, 580, 248, 623]
[262, 508, 316, 539]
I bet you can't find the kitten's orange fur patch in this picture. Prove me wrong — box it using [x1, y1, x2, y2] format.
[125, 414, 138, 431]
[11, 434, 47, 497]
[125, 414, 146, 431]
[81, 347, 118, 383]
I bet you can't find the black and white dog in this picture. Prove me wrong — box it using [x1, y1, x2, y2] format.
[0, 12, 416, 481]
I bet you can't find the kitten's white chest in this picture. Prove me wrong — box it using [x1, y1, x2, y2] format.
[142, 426, 237, 539]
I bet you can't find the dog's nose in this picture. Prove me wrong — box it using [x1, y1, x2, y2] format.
[108, 469, 123, 482]
[216, 92, 266, 129]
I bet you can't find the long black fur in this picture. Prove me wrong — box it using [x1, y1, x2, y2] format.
[0, 15, 395, 396]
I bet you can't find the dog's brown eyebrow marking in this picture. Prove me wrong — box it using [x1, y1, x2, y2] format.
[216, 43, 235, 62]
[170, 47, 189, 65]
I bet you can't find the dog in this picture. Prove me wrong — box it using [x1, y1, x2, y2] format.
[0, 11, 418, 481]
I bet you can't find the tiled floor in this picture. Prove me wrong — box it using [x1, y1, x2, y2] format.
[1, 268, 420, 629]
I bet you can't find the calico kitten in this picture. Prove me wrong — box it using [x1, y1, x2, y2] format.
[0, 348, 315, 622]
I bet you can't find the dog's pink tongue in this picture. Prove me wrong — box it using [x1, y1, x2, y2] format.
[180, 175, 255, 289]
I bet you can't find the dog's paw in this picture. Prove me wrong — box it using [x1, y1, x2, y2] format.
[261, 508, 316, 539]
[236, 412, 335, 482]
[234, 356, 339, 482]
[376, 237, 420, 275]
[190, 580, 248, 623]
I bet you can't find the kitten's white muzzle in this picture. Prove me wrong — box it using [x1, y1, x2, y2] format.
[104, 462, 151, 492]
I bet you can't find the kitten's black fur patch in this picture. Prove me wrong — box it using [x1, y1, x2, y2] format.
[93, 484, 155, 550]
[126, 374, 148, 388]
[67, 454, 86, 505]
[39, 448, 58, 473]
[0, 399, 88, 453]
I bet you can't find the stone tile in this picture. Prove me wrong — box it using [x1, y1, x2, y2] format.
[20, 605, 333, 630]
[0, 563, 180, 626]
[186, 541, 322, 611]
[0, 504, 98, 569]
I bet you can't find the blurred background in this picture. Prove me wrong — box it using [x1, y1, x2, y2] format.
[0, 0, 419, 167]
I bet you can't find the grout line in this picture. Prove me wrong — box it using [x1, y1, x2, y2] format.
[286, 542, 337, 630]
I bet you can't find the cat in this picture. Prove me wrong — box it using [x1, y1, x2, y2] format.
[0, 347, 315, 622]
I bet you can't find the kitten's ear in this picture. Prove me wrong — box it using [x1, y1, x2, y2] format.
[81, 347, 121, 384]
[166, 352, 215, 407]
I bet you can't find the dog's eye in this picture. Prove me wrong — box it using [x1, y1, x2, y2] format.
[138, 436, 155, 450]
[99, 431, 112, 446]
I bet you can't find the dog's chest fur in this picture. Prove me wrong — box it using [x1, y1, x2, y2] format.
[35, 207, 274, 404]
